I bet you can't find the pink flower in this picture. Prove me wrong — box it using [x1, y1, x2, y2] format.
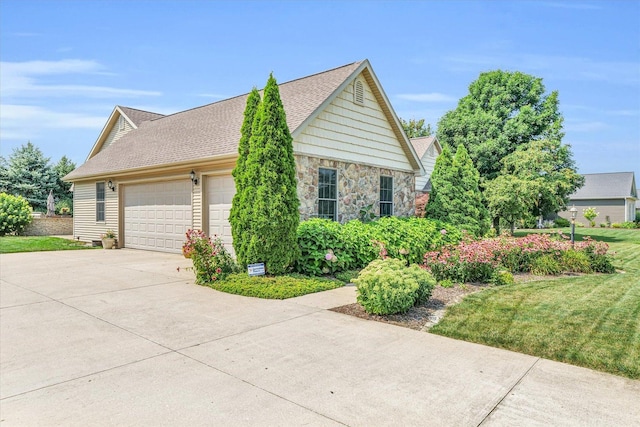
[440, 229, 447, 235]
[325, 253, 333, 261]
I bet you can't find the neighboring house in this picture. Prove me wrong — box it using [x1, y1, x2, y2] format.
[409, 136, 442, 194]
[558, 172, 637, 224]
[65, 60, 424, 253]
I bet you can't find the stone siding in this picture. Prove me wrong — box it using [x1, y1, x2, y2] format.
[23, 217, 74, 236]
[295, 154, 415, 222]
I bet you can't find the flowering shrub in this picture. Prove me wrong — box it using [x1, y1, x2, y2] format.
[424, 232, 615, 283]
[354, 258, 436, 315]
[0, 193, 32, 236]
[183, 229, 238, 285]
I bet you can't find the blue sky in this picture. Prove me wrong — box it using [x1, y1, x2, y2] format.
[1, 0, 638, 181]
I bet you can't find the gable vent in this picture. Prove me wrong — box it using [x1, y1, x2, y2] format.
[354, 80, 364, 105]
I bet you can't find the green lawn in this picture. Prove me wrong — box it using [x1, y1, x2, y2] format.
[0, 236, 96, 253]
[430, 228, 640, 379]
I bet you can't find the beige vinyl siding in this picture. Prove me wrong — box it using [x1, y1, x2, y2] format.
[558, 199, 626, 224]
[192, 173, 202, 230]
[72, 181, 119, 242]
[99, 117, 134, 153]
[295, 75, 413, 172]
[416, 151, 438, 192]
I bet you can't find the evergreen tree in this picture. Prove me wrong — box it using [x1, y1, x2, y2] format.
[230, 88, 261, 265]
[237, 74, 300, 274]
[53, 156, 76, 201]
[425, 145, 489, 237]
[2, 142, 58, 211]
[400, 118, 432, 138]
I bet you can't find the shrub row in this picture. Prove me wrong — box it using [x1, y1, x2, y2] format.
[295, 217, 461, 276]
[424, 232, 615, 283]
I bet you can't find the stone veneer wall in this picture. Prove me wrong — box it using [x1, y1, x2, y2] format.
[23, 216, 74, 236]
[295, 154, 415, 222]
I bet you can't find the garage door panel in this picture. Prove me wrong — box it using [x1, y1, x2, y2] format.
[208, 175, 236, 257]
[124, 180, 192, 253]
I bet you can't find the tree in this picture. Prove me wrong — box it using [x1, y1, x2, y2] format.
[400, 118, 432, 138]
[230, 87, 261, 265]
[424, 145, 490, 237]
[1, 142, 58, 212]
[484, 139, 583, 233]
[236, 74, 300, 274]
[437, 70, 563, 181]
[53, 156, 76, 213]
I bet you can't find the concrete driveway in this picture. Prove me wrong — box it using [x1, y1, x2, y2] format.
[1, 249, 638, 426]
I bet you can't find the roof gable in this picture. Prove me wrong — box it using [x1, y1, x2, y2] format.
[66, 60, 424, 180]
[410, 136, 442, 160]
[571, 172, 637, 200]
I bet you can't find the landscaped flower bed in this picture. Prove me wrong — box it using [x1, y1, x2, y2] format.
[423, 231, 614, 284]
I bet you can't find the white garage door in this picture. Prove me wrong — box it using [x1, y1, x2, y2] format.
[124, 180, 192, 253]
[208, 175, 235, 256]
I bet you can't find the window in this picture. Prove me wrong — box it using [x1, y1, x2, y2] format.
[318, 168, 337, 220]
[96, 182, 105, 222]
[353, 80, 364, 105]
[380, 176, 393, 217]
[118, 116, 125, 131]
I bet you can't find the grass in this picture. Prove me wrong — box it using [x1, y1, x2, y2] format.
[430, 228, 640, 379]
[208, 273, 343, 299]
[0, 235, 96, 253]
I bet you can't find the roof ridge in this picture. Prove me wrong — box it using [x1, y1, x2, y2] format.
[135, 60, 363, 123]
[582, 171, 634, 176]
[118, 105, 165, 116]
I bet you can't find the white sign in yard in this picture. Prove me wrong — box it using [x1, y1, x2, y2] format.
[248, 263, 266, 277]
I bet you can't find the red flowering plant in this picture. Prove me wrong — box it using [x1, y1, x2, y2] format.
[182, 229, 238, 285]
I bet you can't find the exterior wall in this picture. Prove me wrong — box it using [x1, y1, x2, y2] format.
[99, 117, 134, 153]
[415, 150, 437, 192]
[295, 154, 415, 222]
[558, 199, 626, 224]
[23, 217, 73, 236]
[73, 181, 119, 242]
[295, 74, 413, 173]
[192, 172, 203, 230]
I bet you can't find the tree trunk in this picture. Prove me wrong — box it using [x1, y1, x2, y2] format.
[493, 217, 500, 235]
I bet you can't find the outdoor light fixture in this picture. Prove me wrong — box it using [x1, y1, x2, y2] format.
[569, 205, 578, 247]
[190, 170, 198, 185]
[107, 180, 115, 191]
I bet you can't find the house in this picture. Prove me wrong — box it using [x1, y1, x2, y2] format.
[409, 135, 442, 194]
[558, 172, 637, 224]
[65, 60, 424, 253]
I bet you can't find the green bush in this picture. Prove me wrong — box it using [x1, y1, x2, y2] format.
[491, 270, 515, 286]
[334, 269, 361, 284]
[295, 217, 461, 276]
[354, 258, 436, 315]
[55, 198, 73, 215]
[0, 193, 32, 236]
[553, 217, 570, 228]
[531, 254, 562, 276]
[209, 273, 341, 299]
[561, 250, 593, 273]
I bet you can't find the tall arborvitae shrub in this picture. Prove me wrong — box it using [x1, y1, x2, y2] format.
[424, 146, 454, 222]
[241, 74, 300, 274]
[424, 145, 489, 237]
[230, 88, 261, 266]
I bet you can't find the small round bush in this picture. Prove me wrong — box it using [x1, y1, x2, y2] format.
[491, 270, 515, 286]
[354, 258, 436, 315]
[561, 250, 593, 274]
[0, 193, 32, 236]
[530, 254, 562, 276]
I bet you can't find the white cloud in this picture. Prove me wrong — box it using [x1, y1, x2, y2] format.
[564, 121, 608, 132]
[196, 93, 227, 99]
[396, 93, 456, 102]
[1, 104, 106, 130]
[0, 59, 161, 99]
[605, 109, 640, 117]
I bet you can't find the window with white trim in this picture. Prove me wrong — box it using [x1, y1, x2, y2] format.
[119, 116, 125, 131]
[96, 182, 105, 222]
[380, 176, 393, 217]
[318, 168, 337, 220]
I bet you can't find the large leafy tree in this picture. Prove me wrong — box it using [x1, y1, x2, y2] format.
[485, 139, 584, 233]
[237, 74, 300, 274]
[425, 145, 490, 237]
[437, 70, 563, 181]
[230, 87, 261, 266]
[0, 142, 58, 211]
[400, 118, 432, 138]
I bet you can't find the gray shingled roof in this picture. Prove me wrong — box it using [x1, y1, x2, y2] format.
[66, 62, 363, 180]
[571, 172, 637, 200]
[409, 136, 437, 159]
[119, 106, 165, 126]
